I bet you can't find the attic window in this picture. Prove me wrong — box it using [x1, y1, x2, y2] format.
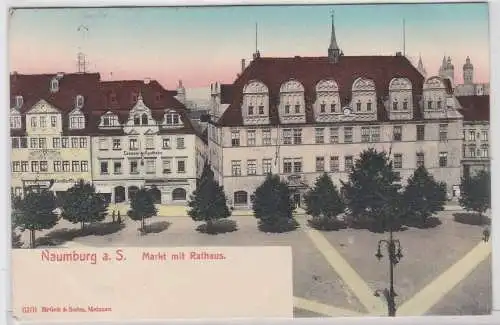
[403, 99, 408, 110]
[70, 115, 85, 129]
[50, 78, 59, 92]
[110, 93, 117, 103]
[102, 115, 119, 127]
[15, 95, 23, 108]
[284, 104, 290, 114]
[155, 93, 162, 101]
[258, 105, 264, 114]
[165, 112, 180, 125]
[75, 95, 84, 108]
[320, 103, 326, 113]
[248, 106, 254, 115]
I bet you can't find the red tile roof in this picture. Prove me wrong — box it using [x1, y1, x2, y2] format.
[217, 55, 427, 126]
[10, 72, 102, 136]
[457, 95, 490, 122]
[10, 73, 198, 137]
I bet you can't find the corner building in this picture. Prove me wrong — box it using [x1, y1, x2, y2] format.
[207, 18, 464, 209]
[90, 80, 201, 204]
[10, 73, 99, 198]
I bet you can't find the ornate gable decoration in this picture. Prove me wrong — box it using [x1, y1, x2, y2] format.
[243, 80, 268, 94]
[27, 99, 61, 114]
[352, 77, 376, 91]
[316, 79, 339, 92]
[130, 93, 151, 114]
[423, 76, 446, 90]
[389, 78, 412, 91]
[280, 79, 305, 93]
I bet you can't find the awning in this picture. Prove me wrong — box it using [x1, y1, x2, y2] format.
[50, 182, 74, 192]
[95, 185, 113, 193]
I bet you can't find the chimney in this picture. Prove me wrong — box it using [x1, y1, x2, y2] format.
[241, 59, 246, 73]
[144, 77, 151, 85]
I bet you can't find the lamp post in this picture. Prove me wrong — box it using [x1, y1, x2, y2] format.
[375, 227, 403, 316]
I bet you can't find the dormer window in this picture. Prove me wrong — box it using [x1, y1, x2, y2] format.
[75, 95, 84, 108]
[320, 103, 326, 113]
[15, 95, 23, 108]
[110, 93, 117, 103]
[50, 78, 59, 92]
[330, 103, 336, 112]
[393, 101, 398, 111]
[155, 93, 162, 101]
[102, 114, 119, 127]
[356, 101, 361, 112]
[294, 104, 300, 114]
[258, 105, 264, 114]
[367, 101, 372, 111]
[248, 106, 254, 115]
[134, 115, 140, 125]
[69, 115, 85, 129]
[242, 80, 270, 124]
[437, 100, 442, 109]
[403, 100, 408, 110]
[165, 112, 180, 125]
[141, 114, 148, 125]
[285, 105, 290, 114]
[10, 116, 21, 129]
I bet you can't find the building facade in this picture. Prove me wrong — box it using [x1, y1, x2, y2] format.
[457, 95, 490, 179]
[10, 74, 204, 206]
[90, 80, 200, 205]
[10, 73, 100, 198]
[207, 18, 464, 209]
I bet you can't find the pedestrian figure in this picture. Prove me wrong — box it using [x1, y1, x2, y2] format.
[112, 210, 116, 223]
[483, 226, 490, 242]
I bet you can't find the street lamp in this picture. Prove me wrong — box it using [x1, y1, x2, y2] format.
[375, 229, 403, 317]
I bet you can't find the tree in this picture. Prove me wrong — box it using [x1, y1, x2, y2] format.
[11, 196, 23, 248]
[402, 166, 447, 226]
[188, 163, 231, 233]
[15, 190, 58, 248]
[459, 170, 491, 218]
[61, 179, 109, 231]
[304, 173, 345, 229]
[341, 149, 402, 231]
[251, 174, 297, 232]
[127, 187, 157, 233]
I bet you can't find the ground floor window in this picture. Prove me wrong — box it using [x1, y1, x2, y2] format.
[128, 186, 139, 201]
[234, 191, 248, 205]
[172, 188, 186, 201]
[114, 186, 126, 203]
[149, 186, 162, 204]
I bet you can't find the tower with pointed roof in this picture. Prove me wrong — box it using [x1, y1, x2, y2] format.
[176, 79, 186, 104]
[417, 54, 427, 78]
[463, 56, 474, 85]
[438, 55, 454, 84]
[328, 11, 341, 63]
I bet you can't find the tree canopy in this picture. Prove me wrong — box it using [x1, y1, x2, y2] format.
[459, 169, 491, 216]
[61, 179, 109, 230]
[128, 187, 158, 233]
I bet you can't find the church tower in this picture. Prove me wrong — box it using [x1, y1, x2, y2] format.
[417, 54, 427, 78]
[463, 56, 474, 85]
[328, 12, 342, 63]
[439, 55, 455, 84]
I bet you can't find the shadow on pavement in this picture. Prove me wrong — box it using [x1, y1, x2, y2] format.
[404, 216, 443, 229]
[141, 221, 172, 234]
[196, 219, 238, 235]
[36, 222, 126, 246]
[453, 212, 491, 226]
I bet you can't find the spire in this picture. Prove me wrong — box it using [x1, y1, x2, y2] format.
[329, 11, 339, 51]
[328, 10, 341, 63]
[417, 53, 427, 77]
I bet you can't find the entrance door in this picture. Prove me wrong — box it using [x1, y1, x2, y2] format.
[293, 193, 301, 208]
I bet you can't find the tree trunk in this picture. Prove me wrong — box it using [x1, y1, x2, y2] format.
[81, 221, 85, 231]
[141, 217, 145, 233]
[207, 219, 213, 233]
[30, 229, 35, 248]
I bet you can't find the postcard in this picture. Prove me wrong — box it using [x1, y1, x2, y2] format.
[8, 2, 491, 322]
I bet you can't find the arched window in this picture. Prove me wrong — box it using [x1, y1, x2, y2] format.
[234, 191, 248, 205]
[133, 115, 140, 125]
[128, 186, 139, 201]
[172, 188, 186, 201]
[141, 114, 148, 125]
[50, 79, 59, 92]
[114, 186, 125, 203]
[149, 186, 161, 204]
